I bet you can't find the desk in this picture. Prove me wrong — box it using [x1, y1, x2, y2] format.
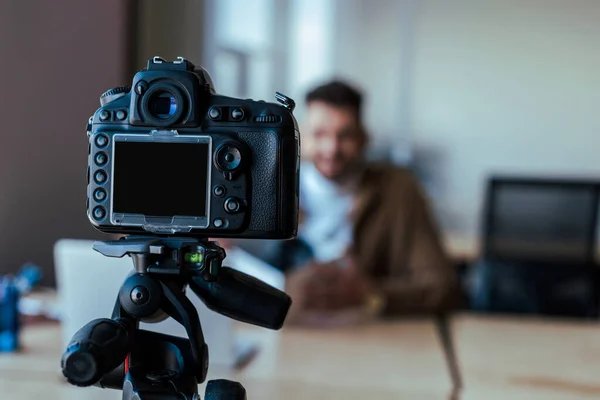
[453, 314, 600, 400]
[0, 320, 452, 399]
[444, 234, 479, 261]
[443, 234, 600, 262]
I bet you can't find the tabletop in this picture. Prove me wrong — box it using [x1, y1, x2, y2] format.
[0, 318, 453, 399]
[8, 291, 600, 399]
[452, 314, 600, 400]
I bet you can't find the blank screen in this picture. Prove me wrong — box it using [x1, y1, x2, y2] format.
[488, 184, 597, 261]
[113, 141, 209, 217]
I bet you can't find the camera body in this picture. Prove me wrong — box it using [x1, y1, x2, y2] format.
[86, 57, 300, 239]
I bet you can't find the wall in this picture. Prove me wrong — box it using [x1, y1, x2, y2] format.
[287, 0, 336, 117]
[330, 0, 600, 240]
[411, 0, 600, 238]
[332, 0, 411, 162]
[0, 0, 128, 285]
[135, 0, 204, 71]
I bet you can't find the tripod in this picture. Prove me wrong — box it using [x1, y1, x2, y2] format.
[61, 235, 292, 399]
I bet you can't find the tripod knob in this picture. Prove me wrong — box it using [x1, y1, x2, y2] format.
[205, 379, 247, 400]
[190, 267, 292, 330]
[61, 318, 130, 386]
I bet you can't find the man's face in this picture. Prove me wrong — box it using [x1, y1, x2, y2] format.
[304, 101, 366, 181]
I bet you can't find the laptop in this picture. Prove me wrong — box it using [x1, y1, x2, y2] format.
[54, 238, 285, 369]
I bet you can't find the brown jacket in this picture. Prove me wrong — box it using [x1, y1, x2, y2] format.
[349, 162, 461, 314]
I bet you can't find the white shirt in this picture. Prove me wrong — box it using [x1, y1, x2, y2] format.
[297, 162, 355, 263]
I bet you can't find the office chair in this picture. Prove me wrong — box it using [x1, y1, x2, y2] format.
[470, 177, 600, 318]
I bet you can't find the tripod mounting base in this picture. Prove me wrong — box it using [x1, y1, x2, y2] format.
[61, 235, 291, 399]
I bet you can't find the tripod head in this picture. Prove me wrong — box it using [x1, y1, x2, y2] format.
[94, 236, 291, 329]
[61, 235, 292, 399]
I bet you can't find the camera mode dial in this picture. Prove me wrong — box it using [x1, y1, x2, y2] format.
[100, 86, 131, 106]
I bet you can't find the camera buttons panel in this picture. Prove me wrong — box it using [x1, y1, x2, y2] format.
[208, 107, 221, 120]
[95, 152, 108, 166]
[213, 185, 226, 197]
[92, 206, 106, 220]
[116, 110, 127, 121]
[254, 115, 282, 123]
[93, 188, 107, 202]
[231, 108, 244, 121]
[214, 142, 244, 180]
[94, 171, 108, 184]
[224, 197, 242, 214]
[95, 135, 109, 148]
[135, 81, 148, 95]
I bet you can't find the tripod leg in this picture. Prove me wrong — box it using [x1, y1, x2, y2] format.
[205, 380, 247, 400]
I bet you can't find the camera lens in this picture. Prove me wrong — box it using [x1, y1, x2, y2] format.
[215, 145, 242, 172]
[148, 91, 178, 120]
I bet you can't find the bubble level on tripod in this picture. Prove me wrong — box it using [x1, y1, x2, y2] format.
[185, 252, 203, 263]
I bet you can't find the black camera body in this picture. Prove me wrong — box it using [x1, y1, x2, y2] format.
[86, 56, 300, 239]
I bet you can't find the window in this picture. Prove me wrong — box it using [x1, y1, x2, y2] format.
[202, 0, 335, 112]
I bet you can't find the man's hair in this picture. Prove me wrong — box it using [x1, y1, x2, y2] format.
[305, 80, 363, 122]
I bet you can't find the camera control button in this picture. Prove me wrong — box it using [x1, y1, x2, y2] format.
[94, 171, 107, 184]
[116, 110, 127, 120]
[231, 108, 244, 121]
[95, 135, 109, 148]
[100, 86, 130, 106]
[254, 115, 281, 123]
[99, 110, 110, 121]
[224, 197, 241, 213]
[93, 188, 107, 202]
[213, 219, 224, 228]
[95, 152, 108, 166]
[135, 81, 148, 95]
[208, 107, 221, 120]
[92, 206, 106, 220]
[213, 185, 226, 197]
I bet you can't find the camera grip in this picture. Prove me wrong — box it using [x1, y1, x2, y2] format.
[61, 318, 130, 386]
[189, 267, 291, 330]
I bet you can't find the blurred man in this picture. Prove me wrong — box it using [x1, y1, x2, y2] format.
[283, 81, 460, 325]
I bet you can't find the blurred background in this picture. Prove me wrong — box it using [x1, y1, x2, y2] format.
[1, 0, 599, 287]
[2, 1, 600, 399]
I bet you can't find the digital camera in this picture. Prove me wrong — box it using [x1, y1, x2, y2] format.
[86, 56, 300, 239]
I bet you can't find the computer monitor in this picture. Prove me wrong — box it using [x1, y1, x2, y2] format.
[483, 177, 600, 265]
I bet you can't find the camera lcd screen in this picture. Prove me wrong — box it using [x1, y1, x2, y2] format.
[113, 141, 209, 218]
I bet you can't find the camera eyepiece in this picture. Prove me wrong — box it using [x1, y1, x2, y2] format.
[140, 83, 185, 127]
[149, 91, 177, 119]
